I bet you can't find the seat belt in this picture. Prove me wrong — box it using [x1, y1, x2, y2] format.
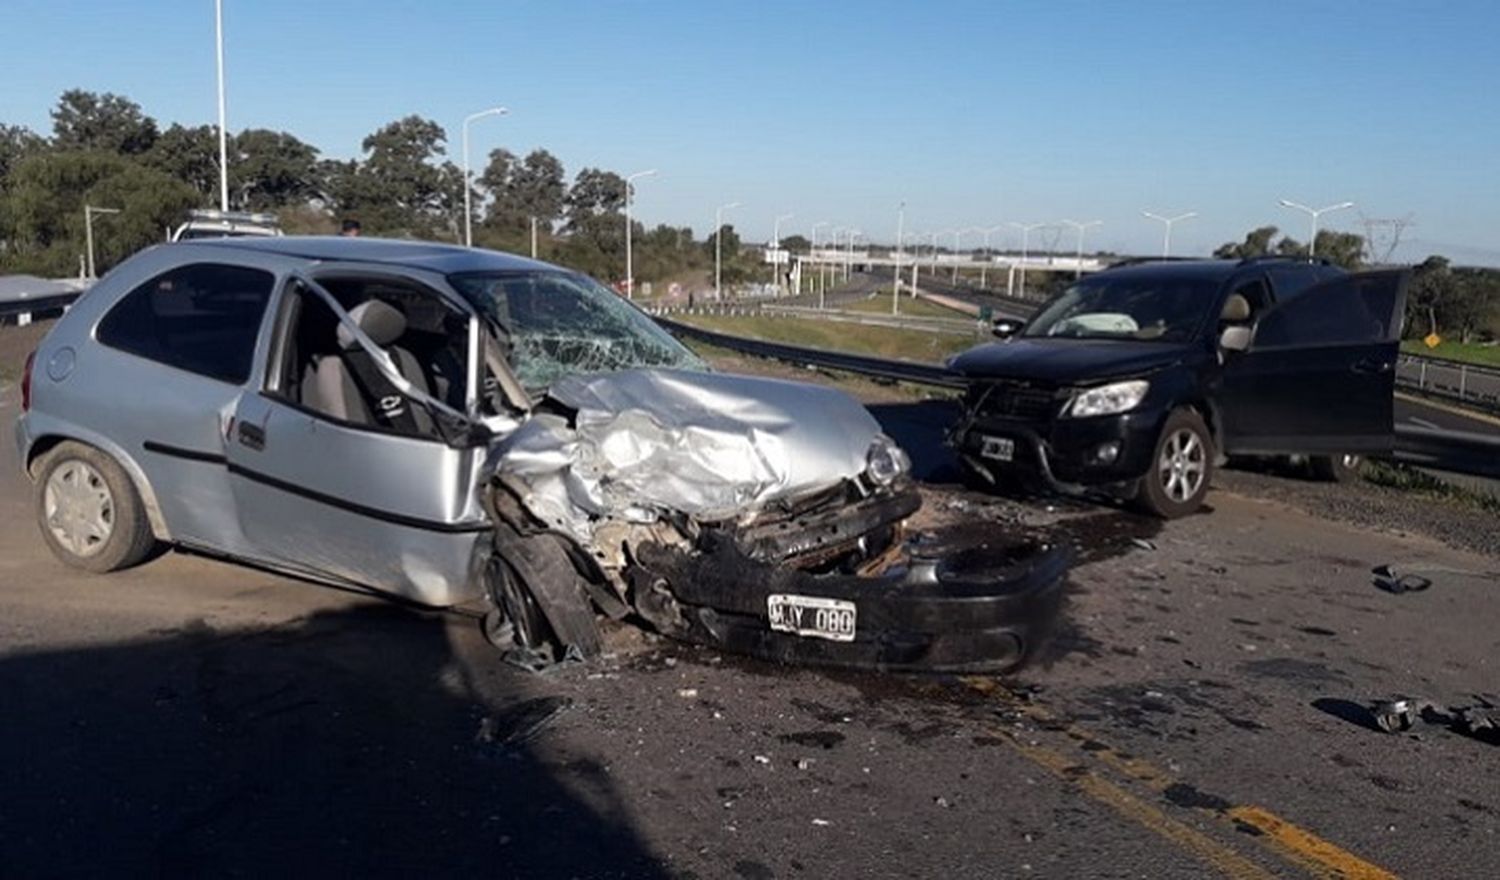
[342, 349, 422, 434]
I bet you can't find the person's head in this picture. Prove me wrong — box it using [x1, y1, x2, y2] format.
[340, 219, 362, 237]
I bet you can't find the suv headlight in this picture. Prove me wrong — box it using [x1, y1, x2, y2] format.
[1067, 380, 1149, 418]
[866, 434, 911, 486]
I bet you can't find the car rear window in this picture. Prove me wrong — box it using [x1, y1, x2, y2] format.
[97, 263, 275, 384]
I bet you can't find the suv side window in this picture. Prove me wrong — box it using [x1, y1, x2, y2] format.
[1253, 276, 1394, 349]
[97, 263, 274, 384]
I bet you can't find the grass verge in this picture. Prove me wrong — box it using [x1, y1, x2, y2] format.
[1362, 459, 1500, 515]
[675, 313, 977, 364]
[1401, 340, 1500, 369]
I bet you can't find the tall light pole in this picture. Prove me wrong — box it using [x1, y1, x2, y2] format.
[623, 169, 657, 299]
[214, 0, 229, 211]
[84, 205, 121, 278]
[1009, 222, 1046, 298]
[1060, 219, 1102, 278]
[714, 201, 740, 300]
[978, 224, 1004, 289]
[461, 106, 508, 247]
[1142, 211, 1197, 258]
[891, 202, 905, 314]
[844, 228, 860, 281]
[772, 212, 794, 297]
[1278, 199, 1354, 258]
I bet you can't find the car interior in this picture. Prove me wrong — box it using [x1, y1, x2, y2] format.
[270, 276, 471, 437]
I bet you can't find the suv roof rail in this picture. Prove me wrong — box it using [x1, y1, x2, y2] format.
[1234, 254, 1336, 268]
[1104, 256, 1201, 269]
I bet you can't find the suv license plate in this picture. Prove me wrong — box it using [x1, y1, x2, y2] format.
[980, 436, 1016, 462]
[767, 594, 857, 642]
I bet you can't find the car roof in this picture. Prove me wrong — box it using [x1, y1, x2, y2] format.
[170, 235, 558, 274]
[1095, 259, 1245, 282]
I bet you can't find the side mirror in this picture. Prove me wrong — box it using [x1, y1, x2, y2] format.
[992, 318, 1024, 339]
[1219, 325, 1252, 353]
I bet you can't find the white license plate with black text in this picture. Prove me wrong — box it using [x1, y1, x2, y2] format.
[767, 594, 857, 642]
[980, 436, 1016, 462]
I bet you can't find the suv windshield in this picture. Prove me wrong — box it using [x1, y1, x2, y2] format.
[1023, 274, 1221, 343]
[449, 270, 705, 390]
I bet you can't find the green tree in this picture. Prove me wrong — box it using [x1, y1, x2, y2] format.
[1407, 255, 1453, 337]
[565, 168, 626, 232]
[1213, 226, 1279, 259]
[145, 123, 219, 200]
[332, 116, 453, 236]
[0, 124, 45, 187]
[478, 147, 569, 249]
[229, 129, 320, 210]
[781, 234, 811, 254]
[50, 89, 158, 155]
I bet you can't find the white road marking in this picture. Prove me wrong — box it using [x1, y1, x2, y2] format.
[1407, 416, 1440, 430]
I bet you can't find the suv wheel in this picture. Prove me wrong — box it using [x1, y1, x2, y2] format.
[33, 441, 156, 572]
[1310, 453, 1364, 483]
[1134, 409, 1214, 519]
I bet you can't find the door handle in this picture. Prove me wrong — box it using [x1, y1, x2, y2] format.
[1352, 358, 1391, 375]
[238, 422, 266, 451]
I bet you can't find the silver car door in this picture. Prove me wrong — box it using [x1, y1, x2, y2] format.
[221, 274, 490, 607]
[86, 256, 278, 554]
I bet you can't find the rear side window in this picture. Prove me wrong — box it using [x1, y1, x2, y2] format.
[97, 263, 274, 384]
[1253, 273, 1403, 349]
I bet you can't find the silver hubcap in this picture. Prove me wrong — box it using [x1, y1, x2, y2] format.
[1158, 428, 1206, 503]
[44, 460, 114, 557]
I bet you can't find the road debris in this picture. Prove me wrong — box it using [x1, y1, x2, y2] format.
[475, 696, 573, 750]
[677, 688, 699, 698]
[1371, 565, 1432, 595]
[1370, 695, 1499, 743]
[1130, 538, 1158, 552]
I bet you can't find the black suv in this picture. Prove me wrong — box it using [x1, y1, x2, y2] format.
[946, 257, 1408, 517]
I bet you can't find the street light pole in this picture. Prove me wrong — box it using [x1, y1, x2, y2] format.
[978, 224, 1004, 289]
[461, 106, 508, 248]
[1060, 219, 1102, 278]
[215, 0, 229, 211]
[891, 202, 904, 314]
[84, 205, 121, 278]
[844, 228, 860, 281]
[714, 201, 740, 300]
[1278, 199, 1354, 258]
[623, 169, 657, 299]
[772, 212, 794, 297]
[1141, 211, 1197, 258]
[1009, 222, 1046, 298]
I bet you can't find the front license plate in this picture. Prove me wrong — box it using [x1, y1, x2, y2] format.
[767, 594, 857, 642]
[980, 436, 1016, 462]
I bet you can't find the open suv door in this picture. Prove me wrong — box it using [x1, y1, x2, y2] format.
[1216, 269, 1408, 456]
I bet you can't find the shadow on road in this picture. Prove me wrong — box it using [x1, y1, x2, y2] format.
[0, 603, 667, 878]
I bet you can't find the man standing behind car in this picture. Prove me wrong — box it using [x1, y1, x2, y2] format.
[340, 219, 362, 237]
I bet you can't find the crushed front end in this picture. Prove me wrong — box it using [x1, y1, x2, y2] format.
[482, 368, 1071, 674]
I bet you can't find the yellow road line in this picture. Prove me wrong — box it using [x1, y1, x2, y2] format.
[1001, 729, 1275, 879]
[1396, 390, 1500, 429]
[960, 677, 1399, 879]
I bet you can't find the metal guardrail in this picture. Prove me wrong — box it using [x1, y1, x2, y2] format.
[0, 290, 85, 325]
[1397, 352, 1500, 415]
[660, 316, 1500, 482]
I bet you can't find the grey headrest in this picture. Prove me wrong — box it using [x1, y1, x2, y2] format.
[1220, 293, 1251, 322]
[338, 300, 406, 349]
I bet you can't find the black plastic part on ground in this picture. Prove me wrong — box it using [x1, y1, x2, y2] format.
[633, 527, 1072, 674]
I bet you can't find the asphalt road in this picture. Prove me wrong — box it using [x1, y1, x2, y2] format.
[3, 327, 1499, 878]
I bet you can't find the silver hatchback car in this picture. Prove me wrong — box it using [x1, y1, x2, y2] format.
[16, 237, 1067, 672]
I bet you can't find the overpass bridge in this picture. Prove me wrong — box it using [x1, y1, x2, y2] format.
[780, 248, 1106, 300]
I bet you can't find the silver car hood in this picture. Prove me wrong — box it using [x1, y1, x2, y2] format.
[487, 369, 882, 541]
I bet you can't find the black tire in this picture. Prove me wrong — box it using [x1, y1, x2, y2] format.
[1309, 454, 1364, 484]
[33, 441, 156, 573]
[1133, 409, 1215, 519]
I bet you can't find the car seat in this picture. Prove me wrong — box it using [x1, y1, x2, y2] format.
[302, 299, 435, 435]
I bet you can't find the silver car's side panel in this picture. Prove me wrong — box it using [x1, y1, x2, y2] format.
[223, 393, 488, 605]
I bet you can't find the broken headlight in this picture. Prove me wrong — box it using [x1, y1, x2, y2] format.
[866, 434, 911, 486]
[1067, 380, 1149, 418]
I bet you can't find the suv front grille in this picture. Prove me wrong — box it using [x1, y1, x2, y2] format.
[970, 381, 1062, 421]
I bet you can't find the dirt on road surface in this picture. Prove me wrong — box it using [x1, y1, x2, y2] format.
[3, 324, 1498, 878]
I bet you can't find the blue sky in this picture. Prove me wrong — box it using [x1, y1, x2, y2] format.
[4, 0, 1498, 262]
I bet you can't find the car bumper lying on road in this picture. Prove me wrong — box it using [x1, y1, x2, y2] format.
[630, 526, 1072, 674]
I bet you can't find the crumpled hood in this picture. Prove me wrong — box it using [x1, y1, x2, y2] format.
[948, 338, 1194, 384]
[488, 369, 884, 540]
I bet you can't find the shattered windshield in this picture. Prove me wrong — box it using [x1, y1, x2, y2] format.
[1023, 275, 1220, 343]
[449, 270, 706, 390]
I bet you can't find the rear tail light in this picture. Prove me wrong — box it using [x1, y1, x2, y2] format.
[20, 351, 35, 412]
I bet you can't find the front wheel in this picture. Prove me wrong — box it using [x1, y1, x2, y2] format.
[1310, 453, 1364, 483]
[1133, 409, 1214, 519]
